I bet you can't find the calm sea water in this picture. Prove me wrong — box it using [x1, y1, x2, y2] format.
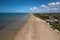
[0, 13, 30, 30]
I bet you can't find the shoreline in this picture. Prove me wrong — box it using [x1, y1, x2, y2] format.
[0, 14, 30, 31]
[0, 14, 60, 40]
[0, 14, 30, 40]
[0, 20, 17, 31]
[15, 14, 60, 40]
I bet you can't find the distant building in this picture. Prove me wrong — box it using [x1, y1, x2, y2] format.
[48, 16, 58, 22]
[46, 19, 58, 22]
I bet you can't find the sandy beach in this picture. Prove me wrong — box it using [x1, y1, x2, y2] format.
[0, 14, 60, 40]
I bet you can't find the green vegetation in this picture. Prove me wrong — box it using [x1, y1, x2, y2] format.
[33, 13, 60, 31]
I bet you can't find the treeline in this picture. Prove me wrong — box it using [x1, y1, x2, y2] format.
[33, 13, 60, 31]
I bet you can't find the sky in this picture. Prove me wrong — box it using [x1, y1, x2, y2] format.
[0, 0, 60, 13]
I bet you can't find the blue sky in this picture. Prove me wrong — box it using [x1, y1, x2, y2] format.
[0, 0, 60, 13]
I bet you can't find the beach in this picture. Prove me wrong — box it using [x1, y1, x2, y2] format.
[0, 14, 60, 40]
[14, 14, 60, 40]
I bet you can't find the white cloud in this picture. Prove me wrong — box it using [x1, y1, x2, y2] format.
[49, 8, 58, 10]
[56, 2, 60, 5]
[29, 2, 60, 13]
[48, 2, 60, 7]
[29, 7, 39, 13]
[33, 7, 39, 12]
[33, 7, 38, 10]
[40, 5, 47, 8]
[40, 2, 60, 13]
[29, 8, 33, 11]
[54, 8, 58, 10]
[29, 7, 38, 11]
[48, 2, 56, 6]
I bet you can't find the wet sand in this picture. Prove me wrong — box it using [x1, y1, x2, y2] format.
[0, 14, 60, 40]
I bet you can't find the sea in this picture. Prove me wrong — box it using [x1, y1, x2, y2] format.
[0, 13, 30, 30]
